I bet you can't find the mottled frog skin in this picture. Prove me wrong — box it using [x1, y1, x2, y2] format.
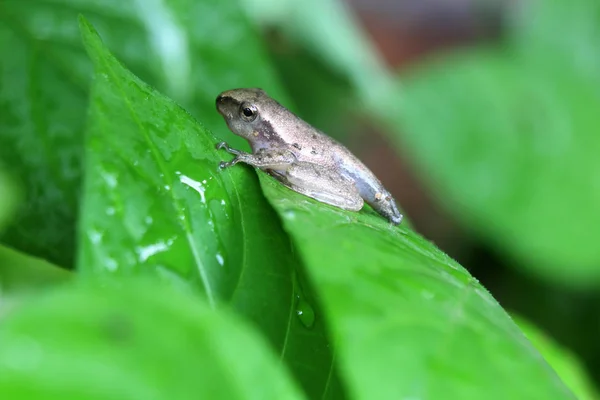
[215, 88, 403, 225]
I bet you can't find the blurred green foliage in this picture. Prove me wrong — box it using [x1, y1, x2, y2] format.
[0, 169, 18, 231]
[0, 278, 304, 400]
[0, 245, 70, 296]
[0, 0, 597, 398]
[396, 26, 600, 285]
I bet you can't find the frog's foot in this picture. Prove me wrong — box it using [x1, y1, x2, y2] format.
[216, 142, 245, 169]
[216, 141, 242, 156]
[218, 158, 240, 169]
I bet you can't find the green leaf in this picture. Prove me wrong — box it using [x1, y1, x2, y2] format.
[0, 245, 71, 297]
[0, 170, 18, 232]
[0, 1, 88, 267]
[375, 0, 600, 285]
[0, 278, 304, 400]
[510, 0, 600, 82]
[77, 18, 343, 399]
[513, 314, 599, 400]
[0, 0, 285, 267]
[258, 173, 574, 399]
[393, 42, 600, 285]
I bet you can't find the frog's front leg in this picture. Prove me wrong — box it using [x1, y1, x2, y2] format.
[216, 142, 296, 170]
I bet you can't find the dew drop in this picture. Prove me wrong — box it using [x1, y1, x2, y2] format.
[215, 253, 224, 266]
[136, 240, 171, 262]
[102, 172, 117, 188]
[88, 229, 103, 244]
[295, 294, 315, 329]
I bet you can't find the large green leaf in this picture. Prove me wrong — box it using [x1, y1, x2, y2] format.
[77, 18, 343, 399]
[258, 173, 574, 399]
[0, 278, 304, 400]
[0, 0, 285, 267]
[394, 42, 600, 285]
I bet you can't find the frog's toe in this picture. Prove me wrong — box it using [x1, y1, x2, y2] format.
[219, 158, 239, 169]
[216, 141, 228, 150]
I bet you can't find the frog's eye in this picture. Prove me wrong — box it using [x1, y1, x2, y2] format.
[240, 103, 258, 122]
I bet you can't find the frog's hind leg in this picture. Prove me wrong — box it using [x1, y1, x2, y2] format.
[284, 163, 364, 211]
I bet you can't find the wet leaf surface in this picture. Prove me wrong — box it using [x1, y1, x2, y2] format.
[0, 0, 285, 267]
[259, 172, 574, 400]
[77, 18, 343, 399]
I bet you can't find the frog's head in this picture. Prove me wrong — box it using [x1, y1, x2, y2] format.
[216, 88, 287, 148]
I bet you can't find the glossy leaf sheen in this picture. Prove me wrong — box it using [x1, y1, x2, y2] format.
[0, 279, 304, 400]
[0, 0, 285, 267]
[78, 19, 342, 399]
[258, 173, 574, 399]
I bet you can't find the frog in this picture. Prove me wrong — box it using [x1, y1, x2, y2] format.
[215, 88, 403, 225]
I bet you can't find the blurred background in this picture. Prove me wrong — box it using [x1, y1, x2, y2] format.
[2, 0, 599, 396]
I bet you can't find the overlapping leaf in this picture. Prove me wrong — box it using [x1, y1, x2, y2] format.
[0, 0, 285, 267]
[0, 245, 71, 297]
[77, 18, 342, 399]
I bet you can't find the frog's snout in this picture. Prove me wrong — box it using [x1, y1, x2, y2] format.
[216, 94, 226, 113]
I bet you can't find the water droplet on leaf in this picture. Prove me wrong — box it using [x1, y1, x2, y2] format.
[295, 294, 315, 328]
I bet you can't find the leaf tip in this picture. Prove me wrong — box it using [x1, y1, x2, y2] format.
[78, 15, 104, 64]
